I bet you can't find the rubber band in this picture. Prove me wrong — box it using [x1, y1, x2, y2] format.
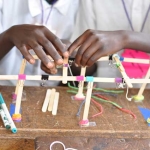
[63, 64, 69, 67]
[50, 141, 77, 150]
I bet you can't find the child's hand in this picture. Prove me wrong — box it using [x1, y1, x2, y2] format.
[68, 30, 125, 67]
[40, 40, 71, 74]
[7, 24, 69, 71]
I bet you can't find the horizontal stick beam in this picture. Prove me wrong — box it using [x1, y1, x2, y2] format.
[1, 75, 150, 84]
[33, 55, 150, 64]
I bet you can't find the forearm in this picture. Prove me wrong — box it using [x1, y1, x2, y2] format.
[0, 30, 14, 60]
[123, 30, 150, 53]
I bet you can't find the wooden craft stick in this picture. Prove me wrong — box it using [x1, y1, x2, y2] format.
[113, 56, 133, 88]
[62, 57, 68, 84]
[83, 82, 93, 120]
[137, 67, 150, 96]
[33, 54, 150, 64]
[15, 59, 27, 96]
[48, 88, 56, 111]
[15, 80, 24, 114]
[42, 89, 51, 112]
[75, 67, 86, 98]
[52, 92, 59, 115]
[2, 75, 150, 83]
[123, 58, 149, 64]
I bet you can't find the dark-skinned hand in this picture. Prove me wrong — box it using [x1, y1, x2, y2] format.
[68, 29, 125, 67]
[7, 24, 69, 73]
[40, 39, 71, 74]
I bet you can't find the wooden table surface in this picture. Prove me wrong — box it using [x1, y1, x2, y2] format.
[0, 86, 150, 149]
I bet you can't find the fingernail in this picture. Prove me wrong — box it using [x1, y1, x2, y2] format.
[51, 69, 57, 74]
[63, 52, 69, 57]
[57, 59, 63, 65]
[47, 62, 53, 68]
[29, 59, 35, 64]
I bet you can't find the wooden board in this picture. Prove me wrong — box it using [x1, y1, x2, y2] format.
[0, 86, 150, 140]
[35, 136, 150, 150]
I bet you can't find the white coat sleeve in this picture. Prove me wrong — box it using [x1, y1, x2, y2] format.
[71, 0, 96, 42]
[0, 0, 3, 33]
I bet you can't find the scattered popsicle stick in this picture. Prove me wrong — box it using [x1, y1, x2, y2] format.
[52, 92, 59, 115]
[48, 88, 56, 111]
[42, 89, 51, 112]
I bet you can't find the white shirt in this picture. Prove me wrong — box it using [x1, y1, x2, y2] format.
[0, 0, 79, 86]
[71, 0, 150, 88]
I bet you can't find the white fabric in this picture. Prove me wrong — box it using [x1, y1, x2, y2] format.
[0, 0, 79, 86]
[71, 0, 150, 88]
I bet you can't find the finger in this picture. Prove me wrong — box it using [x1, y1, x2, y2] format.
[41, 63, 57, 74]
[80, 41, 103, 66]
[75, 35, 97, 66]
[86, 50, 106, 67]
[29, 41, 54, 69]
[68, 29, 94, 55]
[17, 44, 35, 64]
[45, 30, 69, 58]
[39, 38, 64, 66]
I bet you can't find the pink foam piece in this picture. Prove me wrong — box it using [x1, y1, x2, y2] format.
[74, 96, 85, 101]
[76, 76, 84, 81]
[115, 78, 122, 83]
[18, 74, 26, 80]
[79, 119, 89, 125]
[122, 49, 150, 78]
[12, 93, 17, 100]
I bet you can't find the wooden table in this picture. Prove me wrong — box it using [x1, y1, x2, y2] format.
[0, 86, 150, 149]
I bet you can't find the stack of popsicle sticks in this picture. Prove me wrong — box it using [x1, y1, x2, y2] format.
[42, 88, 59, 115]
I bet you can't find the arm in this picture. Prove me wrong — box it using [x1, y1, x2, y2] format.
[0, 24, 69, 74]
[68, 30, 150, 67]
[0, 30, 14, 60]
[124, 30, 150, 53]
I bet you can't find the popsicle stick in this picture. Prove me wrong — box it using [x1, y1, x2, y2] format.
[42, 89, 51, 112]
[14, 80, 24, 114]
[113, 56, 133, 88]
[48, 88, 56, 111]
[83, 82, 93, 120]
[75, 67, 86, 99]
[62, 57, 68, 84]
[137, 67, 150, 96]
[14, 59, 27, 98]
[52, 92, 59, 115]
